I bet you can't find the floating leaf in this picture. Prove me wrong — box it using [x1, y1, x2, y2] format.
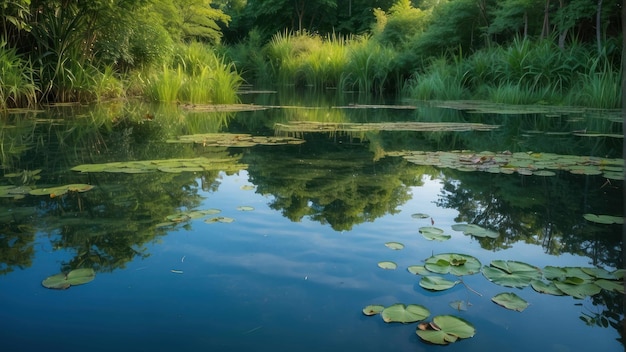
[583, 214, 624, 224]
[407, 265, 430, 276]
[377, 261, 397, 270]
[411, 213, 430, 219]
[381, 304, 430, 323]
[205, 216, 235, 224]
[449, 300, 468, 311]
[482, 260, 542, 288]
[42, 268, 95, 290]
[384, 242, 404, 250]
[492, 292, 529, 312]
[237, 206, 255, 211]
[240, 185, 255, 190]
[594, 279, 624, 294]
[530, 280, 564, 296]
[420, 231, 451, 241]
[424, 253, 481, 276]
[553, 282, 602, 299]
[419, 276, 459, 291]
[362, 305, 385, 316]
[416, 315, 475, 345]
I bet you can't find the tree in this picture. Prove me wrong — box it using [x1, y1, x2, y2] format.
[173, 0, 231, 44]
[489, 0, 544, 39]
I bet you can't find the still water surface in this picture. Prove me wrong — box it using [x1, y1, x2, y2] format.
[0, 91, 623, 351]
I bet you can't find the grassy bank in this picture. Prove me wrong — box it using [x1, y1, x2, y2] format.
[1, 33, 620, 110]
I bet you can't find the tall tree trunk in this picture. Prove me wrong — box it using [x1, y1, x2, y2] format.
[596, 0, 603, 53]
[558, 0, 566, 48]
[523, 11, 528, 38]
[541, 0, 551, 39]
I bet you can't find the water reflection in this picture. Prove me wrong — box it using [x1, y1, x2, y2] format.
[0, 94, 622, 350]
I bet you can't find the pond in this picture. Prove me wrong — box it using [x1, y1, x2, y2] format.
[0, 90, 623, 352]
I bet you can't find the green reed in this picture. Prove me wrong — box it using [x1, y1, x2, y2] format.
[0, 41, 37, 110]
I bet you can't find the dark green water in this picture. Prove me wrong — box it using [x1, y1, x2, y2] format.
[0, 90, 623, 352]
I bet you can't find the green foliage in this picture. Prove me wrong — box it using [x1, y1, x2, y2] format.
[0, 41, 37, 109]
[171, 0, 231, 44]
[372, 0, 431, 48]
[143, 42, 242, 104]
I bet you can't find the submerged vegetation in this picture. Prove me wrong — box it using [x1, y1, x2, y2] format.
[0, 0, 621, 110]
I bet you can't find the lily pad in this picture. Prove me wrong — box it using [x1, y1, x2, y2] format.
[407, 265, 430, 276]
[237, 206, 255, 211]
[381, 304, 430, 323]
[411, 213, 430, 219]
[452, 223, 499, 238]
[204, 216, 235, 223]
[583, 214, 624, 224]
[482, 260, 542, 288]
[424, 253, 482, 276]
[530, 280, 565, 296]
[416, 315, 476, 345]
[594, 279, 625, 294]
[492, 292, 529, 312]
[553, 282, 602, 299]
[384, 242, 404, 250]
[362, 305, 385, 316]
[377, 261, 397, 270]
[419, 276, 460, 291]
[42, 268, 96, 290]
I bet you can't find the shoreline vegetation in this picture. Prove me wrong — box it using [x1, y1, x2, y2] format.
[0, 0, 622, 111]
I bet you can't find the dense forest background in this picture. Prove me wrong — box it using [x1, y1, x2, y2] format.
[0, 0, 623, 108]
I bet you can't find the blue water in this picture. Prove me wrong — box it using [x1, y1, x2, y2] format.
[1, 171, 620, 352]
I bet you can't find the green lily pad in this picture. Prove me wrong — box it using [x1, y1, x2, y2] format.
[204, 216, 235, 223]
[419, 276, 459, 291]
[416, 315, 476, 345]
[530, 280, 565, 296]
[594, 279, 625, 293]
[553, 282, 602, 299]
[240, 185, 255, 190]
[237, 206, 255, 211]
[424, 253, 482, 276]
[407, 265, 430, 276]
[482, 260, 542, 288]
[362, 305, 385, 316]
[492, 292, 529, 312]
[42, 268, 96, 290]
[583, 214, 624, 224]
[384, 242, 404, 250]
[411, 213, 430, 219]
[377, 261, 397, 270]
[381, 304, 430, 323]
[452, 224, 499, 238]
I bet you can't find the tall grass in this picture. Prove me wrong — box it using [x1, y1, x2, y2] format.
[343, 36, 396, 94]
[403, 58, 465, 100]
[0, 41, 37, 110]
[403, 37, 618, 108]
[143, 42, 243, 104]
[566, 57, 621, 108]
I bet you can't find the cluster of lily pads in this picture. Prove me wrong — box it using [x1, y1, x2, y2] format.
[365, 212, 624, 346]
[362, 304, 476, 345]
[386, 150, 624, 180]
[71, 157, 246, 174]
[274, 121, 499, 134]
[166, 133, 305, 147]
[155, 205, 255, 228]
[0, 183, 94, 199]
